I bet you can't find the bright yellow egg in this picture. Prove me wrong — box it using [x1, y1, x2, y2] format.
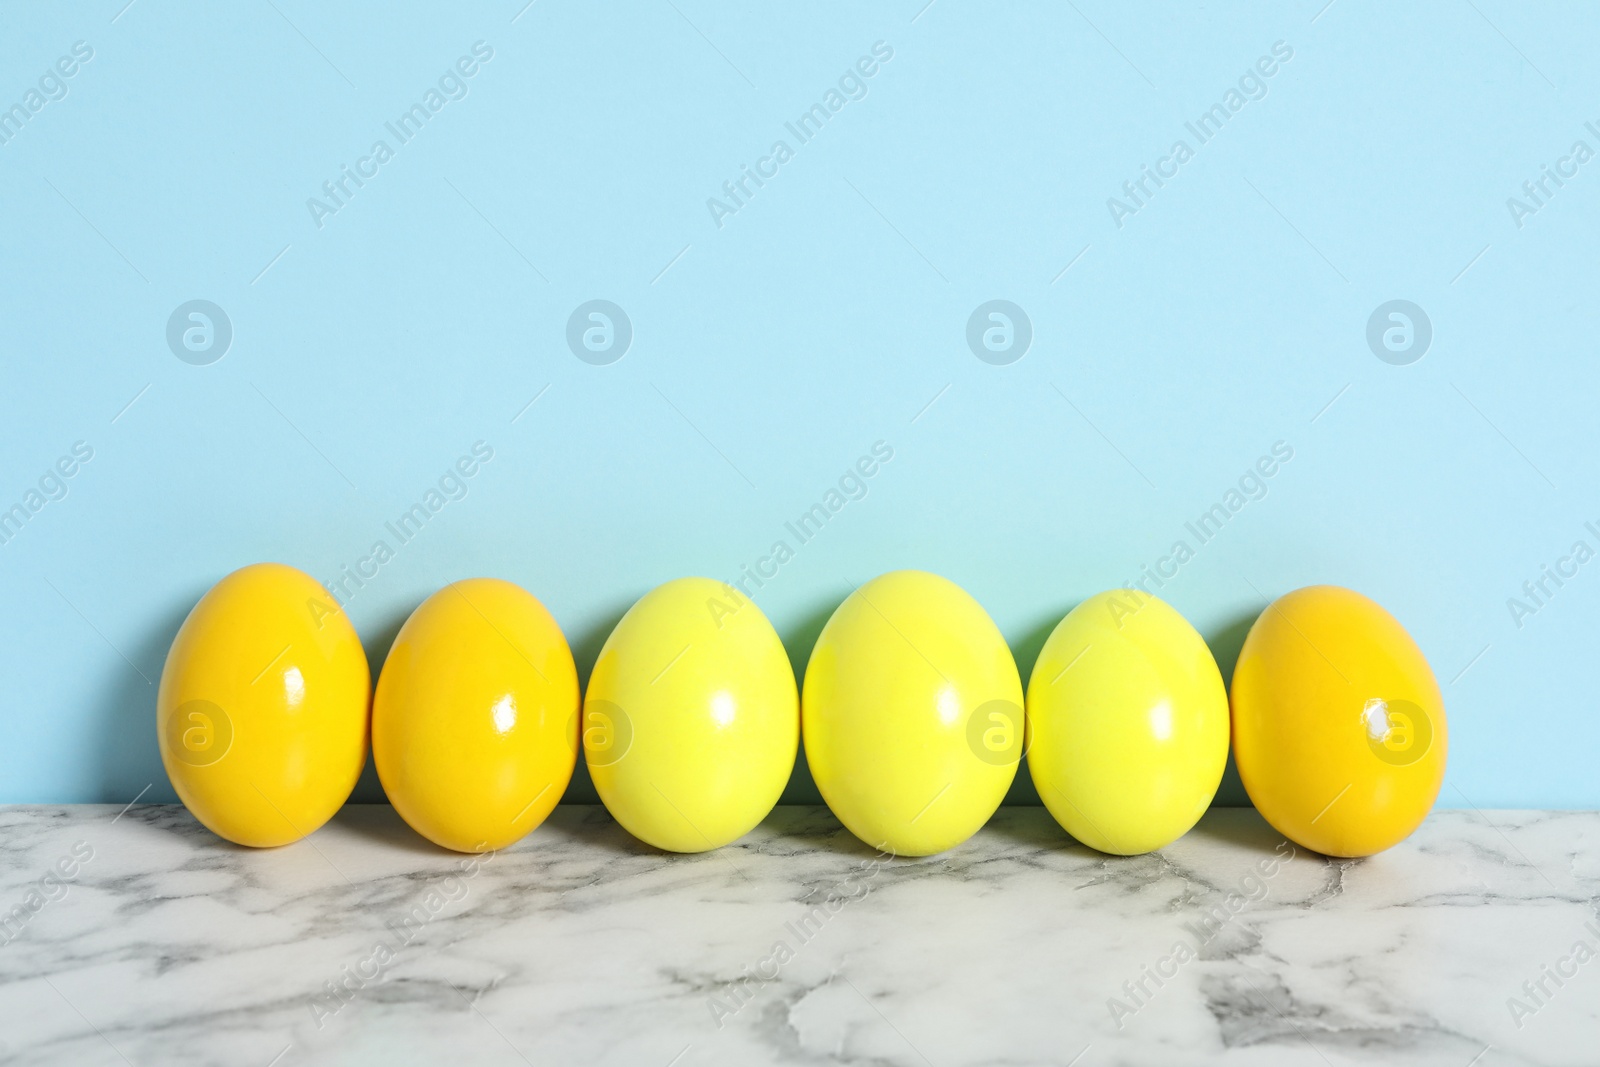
[373, 578, 579, 853]
[802, 570, 1022, 857]
[157, 562, 370, 847]
[1231, 585, 1447, 857]
[584, 577, 797, 852]
[1026, 591, 1228, 855]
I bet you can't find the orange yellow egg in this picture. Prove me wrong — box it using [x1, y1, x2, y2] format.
[1230, 585, 1446, 857]
[373, 578, 579, 852]
[157, 562, 370, 847]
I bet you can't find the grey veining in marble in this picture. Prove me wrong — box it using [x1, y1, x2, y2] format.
[0, 804, 1595, 1066]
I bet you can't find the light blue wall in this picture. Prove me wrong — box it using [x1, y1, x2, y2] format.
[2, 2, 1593, 807]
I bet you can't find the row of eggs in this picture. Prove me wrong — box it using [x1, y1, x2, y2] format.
[159, 564, 1447, 859]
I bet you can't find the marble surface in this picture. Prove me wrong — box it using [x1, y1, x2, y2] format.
[0, 804, 1595, 1067]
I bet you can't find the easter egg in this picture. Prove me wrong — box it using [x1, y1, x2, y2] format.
[373, 579, 579, 853]
[584, 577, 797, 852]
[803, 570, 1022, 856]
[1231, 585, 1447, 857]
[157, 562, 370, 847]
[1026, 591, 1228, 854]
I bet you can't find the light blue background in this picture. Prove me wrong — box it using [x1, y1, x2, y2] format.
[1, 1, 1594, 808]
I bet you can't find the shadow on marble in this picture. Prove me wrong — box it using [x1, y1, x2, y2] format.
[146, 803, 1306, 867]
[980, 805, 1096, 854]
[1184, 807, 1296, 855]
[324, 805, 461, 857]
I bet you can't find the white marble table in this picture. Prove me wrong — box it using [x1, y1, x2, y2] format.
[0, 805, 1594, 1066]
